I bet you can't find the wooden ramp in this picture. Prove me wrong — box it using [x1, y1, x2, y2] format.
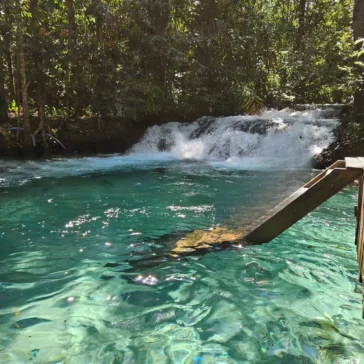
[246, 158, 364, 243]
[355, 172, 364, 318]
[245, 157, 364, 317]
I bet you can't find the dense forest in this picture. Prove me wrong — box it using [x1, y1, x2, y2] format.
[0, 0, 363, 155]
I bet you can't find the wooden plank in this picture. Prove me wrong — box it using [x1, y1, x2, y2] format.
[357, 157, 364, 169]
[345, 157, 363, 170]
[355, 176, 363, 246]
[304, 170, 329, 189]
[305, 160, 345, 188]
[250, 187, 308, 220]
[326, 160, 346, 169]
[246, 167, 363, 244]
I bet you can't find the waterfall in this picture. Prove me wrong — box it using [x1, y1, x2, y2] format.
[131, 108, 339, 169]
[0, 107, 340, 188]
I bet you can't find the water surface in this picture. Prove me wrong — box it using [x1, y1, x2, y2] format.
[0, 158, 363, 363]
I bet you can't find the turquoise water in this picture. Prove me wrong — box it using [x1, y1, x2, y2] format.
[0, 157, 363, 363]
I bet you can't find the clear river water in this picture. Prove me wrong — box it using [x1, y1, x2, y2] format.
[0, 108, 364, 363]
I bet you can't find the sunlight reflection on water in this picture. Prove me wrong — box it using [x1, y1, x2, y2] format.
[0, 160, 363, 363]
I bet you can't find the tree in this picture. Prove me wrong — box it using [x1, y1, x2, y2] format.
[0, 0, 11, 124]
[66, 0, 76, 117]
[353, 0, 364, 122]
[3, 1, 15, 102]
[29, 0, 48, 151]
[0, 53, 9, 123]
[0, 0, 357, 154]
[15, 0, 31, 147]
[297, 0, 306, 45]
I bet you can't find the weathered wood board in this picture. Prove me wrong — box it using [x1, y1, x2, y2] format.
[345, 157, 363, 169]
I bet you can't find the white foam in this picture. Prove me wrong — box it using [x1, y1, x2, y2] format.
[131, 108, 338, 169]
[0, 154, 176, 187]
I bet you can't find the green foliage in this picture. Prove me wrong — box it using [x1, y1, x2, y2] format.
[348, 121, 364, 154]
[245, 96, 265, 116]
[8, 100, 18, 115]
[0, 0, 357, 128]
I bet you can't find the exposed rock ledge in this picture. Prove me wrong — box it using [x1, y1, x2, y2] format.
[313, 121, 354, 169]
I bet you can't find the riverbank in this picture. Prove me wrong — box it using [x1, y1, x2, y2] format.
[0, 116, 150, 159]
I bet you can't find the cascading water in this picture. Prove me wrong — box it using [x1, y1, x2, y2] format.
[131, 108, 339, 169]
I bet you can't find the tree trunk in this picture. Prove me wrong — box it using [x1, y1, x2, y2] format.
[0, 54, 9, 124]
[4, 38, 15, 103]
[148, 0, 171, 101]
[4, 1, 16, 101]
[297, 0, 306, 44]
[353, 0, 364, 122]
[293, 0, 306, 103]
[30, 0, 49, 153]
[66, 0, 80, 116]
[66, 0, 76, 53]
[15, 46, 22, 140]
[38, 81, 48, 152]
[15, 0, 31, 147]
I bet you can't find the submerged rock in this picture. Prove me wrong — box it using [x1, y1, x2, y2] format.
[189, 117, 216, 139]
[157, 138, 173, 151]
[171, 227, 247, 256]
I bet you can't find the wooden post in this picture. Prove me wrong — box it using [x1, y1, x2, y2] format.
[355, 173, 364, 318]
